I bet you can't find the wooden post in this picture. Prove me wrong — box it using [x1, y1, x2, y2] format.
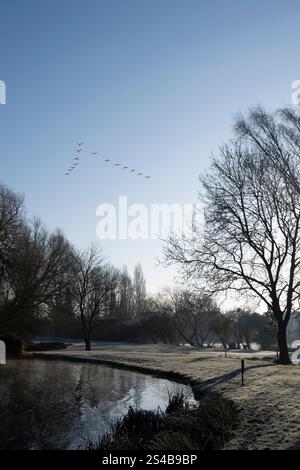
[241, 359, 245, 386]
[0, 340, 6, 365]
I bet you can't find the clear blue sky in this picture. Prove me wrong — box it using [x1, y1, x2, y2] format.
[1, 0, 299, 291]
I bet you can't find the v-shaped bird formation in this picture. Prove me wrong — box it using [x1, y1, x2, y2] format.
[64, 142, 151, 179]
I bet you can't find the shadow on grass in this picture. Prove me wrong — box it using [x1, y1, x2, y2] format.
[193, 362, 275, 394]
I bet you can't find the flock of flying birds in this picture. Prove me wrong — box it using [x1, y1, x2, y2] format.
[64, 142, 151, 179]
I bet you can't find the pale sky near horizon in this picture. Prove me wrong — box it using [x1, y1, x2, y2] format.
[1, 0, 300, 293]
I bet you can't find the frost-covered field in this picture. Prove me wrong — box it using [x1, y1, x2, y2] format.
[33, 344, 300, 450]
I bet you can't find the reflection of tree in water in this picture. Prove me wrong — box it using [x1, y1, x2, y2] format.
[72, 364, 148, 444]
[0, 360, 188, 449]
[28, 380, 80, 449]
[76, 365, 146, 408]
[0, 361, 143, 449]
[0, 361, 80, 449]
[75, 364, 160, 415]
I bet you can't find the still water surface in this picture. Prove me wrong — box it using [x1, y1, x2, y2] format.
[0, 359, 193, 449]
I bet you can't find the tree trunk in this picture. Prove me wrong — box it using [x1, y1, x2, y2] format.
[85, 335, 91, 351]
[277, 321, 291, 364]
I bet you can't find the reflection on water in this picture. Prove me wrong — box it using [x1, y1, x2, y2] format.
[0, 359, 193, 449]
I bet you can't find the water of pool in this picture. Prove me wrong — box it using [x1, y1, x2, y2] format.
[0, 358, 194, 449]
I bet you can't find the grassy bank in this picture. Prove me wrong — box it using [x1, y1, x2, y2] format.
[87, 392, 236, 451]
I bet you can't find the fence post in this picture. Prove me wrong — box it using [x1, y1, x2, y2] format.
[0, 340, 6, 365]
[241, 359, 245, 386]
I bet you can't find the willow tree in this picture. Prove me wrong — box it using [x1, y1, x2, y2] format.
[164, 107, 300, 364]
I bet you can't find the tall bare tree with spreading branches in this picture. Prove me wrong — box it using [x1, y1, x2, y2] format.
[164, 107, 300, 364]
[70, 245, 118, 351]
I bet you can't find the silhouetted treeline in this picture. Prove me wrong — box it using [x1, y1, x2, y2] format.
[0, 184, 71, 339]
[0, 183, 150, 350]
[149, 288, 278, 350]
[0, 182, 283, 351]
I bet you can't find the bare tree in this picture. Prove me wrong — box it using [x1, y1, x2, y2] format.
[71, 245, 117, 350]
[164, 107, 300, 364]
[133, 263, 147, 317]
[116, 266, 134, 318]
[0, 216, 71, 337]
[159, 288, 219, 347]
[211, 315, 232, 357]
[0, 184, 24, 279]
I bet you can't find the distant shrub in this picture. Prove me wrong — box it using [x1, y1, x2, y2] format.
[94, 314, 177, 344]
[0, 335, 24, 356]
[25, 342, 70, 352]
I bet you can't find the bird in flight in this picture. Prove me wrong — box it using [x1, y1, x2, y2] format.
[91, 152, 98, 155]
[77, 142, 83, 146]
[76, 149, 82, 153]
[123, 166, 128, 169]
[105, 159, 110, 162]
[137, 172, 143, 176]
[145, 175, 151, 179]
[114, 163, 120, 166]
[130, 169, 135, 172]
